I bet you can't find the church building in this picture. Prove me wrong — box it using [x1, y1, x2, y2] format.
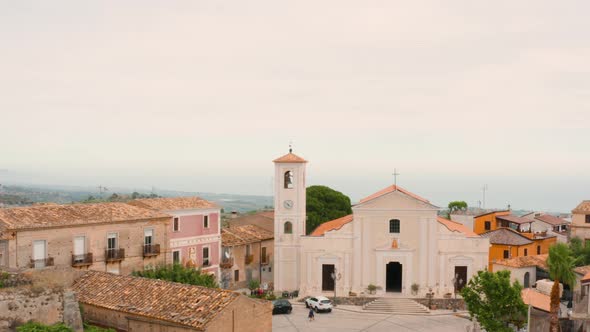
[272, 150, 489, 297]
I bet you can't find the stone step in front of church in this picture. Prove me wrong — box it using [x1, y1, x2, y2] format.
[363, 298, 430, 314]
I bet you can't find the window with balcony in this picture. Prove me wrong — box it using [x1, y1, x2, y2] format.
[389, 219, 400, 233]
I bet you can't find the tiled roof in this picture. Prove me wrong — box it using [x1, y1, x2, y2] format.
[0, 202, 170, 231]
[272, 152, 307, 163]
[474, 210, 511, 218]
[522, 288, 550, 312]
[574, 265, 590, 276]
[73, 271, 240, 330]
[494, 254, 548, 269]
[480, 228, 533, 246]
[222, 224, 274, 247]
[358, 185, 435, 207]
[436, 217, 479, 237]
[496, 215, 533, 225]
[128, 197, 218, 211]
[310, 214, 354, 236]
[573, 201, 590, 214]
[583, 272, 590, 283]
[534, 214, 569, 226]
[227, 211, 274, 232]
[450, 208, 493, 216]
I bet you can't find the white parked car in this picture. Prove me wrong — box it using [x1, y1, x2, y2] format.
[305, 296, 333, 313]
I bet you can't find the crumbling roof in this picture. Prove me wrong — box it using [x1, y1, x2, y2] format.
[573, 201, 590, 214]
[480, 228, 533, 246]
[73, 271, 240, 330]
[436, 217, 479, 237]
[128, 197, 218, 211]
[494, 254, 548, 270]
[310, 214, 354, 236]
[0, 202, 169, 230]
[222, 224, 273, 247]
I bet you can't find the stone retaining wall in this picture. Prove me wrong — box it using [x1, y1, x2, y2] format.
[415, 298, 466, 310]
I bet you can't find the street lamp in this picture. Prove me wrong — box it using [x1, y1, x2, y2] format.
[452, 274, 464, 312]
[331, 269, 342, 307]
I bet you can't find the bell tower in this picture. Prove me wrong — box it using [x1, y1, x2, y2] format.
[272, 148, 307, 292]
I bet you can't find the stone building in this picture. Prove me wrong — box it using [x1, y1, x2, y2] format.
[220, 224, 273, 289]
[0, 202, 170, 275]
[570, 201, 590, 243]
[73, 271, 271, 332]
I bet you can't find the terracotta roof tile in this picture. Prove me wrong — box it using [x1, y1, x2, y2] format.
[496, 215, 533, 225]
[310, 214, 353, 236]
[574, 265, 590, 276]
[128, 197, 218, 211]
[495, 254, 548, 269]
[227, 211, 274, 232]
[534, 214, 569, 226]
[573, 201, 590, 214]
[222, 224, 274, 247]
[474, 210, 511, 218]
[437, 217, 479, 237]
[358, 185, 434, 206]
[0, 202, 169, 231]
[73, 271, 240, 330]
[522, 288, 550, 312]
[583, 271, 590, 282]
[272, 152, 307, 163]
[480, 228, 533, 246]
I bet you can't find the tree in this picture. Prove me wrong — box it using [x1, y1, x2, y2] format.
[306, 185, 352, 235]
[547, 243, 578, 332]
[568, 237, 590, 266]
[448, 201, 468, 213]
[461, 270, 527, 332]
[132, 264, 219, 288]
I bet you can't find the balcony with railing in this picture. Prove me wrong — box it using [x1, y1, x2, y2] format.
[220, 257, 234, 269]
[72, 253, 93, 267]
[143, 244, 160, 257]
[202, 259, 211, 268]
[29, 257, 54, 269]
[245, 254, 254, 265]
[105, 248, 125, 262]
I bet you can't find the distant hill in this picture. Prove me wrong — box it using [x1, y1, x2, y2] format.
[0, 184, 273, 213]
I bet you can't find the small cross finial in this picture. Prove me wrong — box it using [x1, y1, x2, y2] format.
[392, 168, 400, 190]
[289, 141, 293, 153]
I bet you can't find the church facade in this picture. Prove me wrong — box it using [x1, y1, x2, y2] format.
[273, 151, 489, 296]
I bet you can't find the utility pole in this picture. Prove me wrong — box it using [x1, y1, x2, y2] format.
[482, 184, 488, 209]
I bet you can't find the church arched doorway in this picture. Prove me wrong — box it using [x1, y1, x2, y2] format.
[386, 262, 402, 292]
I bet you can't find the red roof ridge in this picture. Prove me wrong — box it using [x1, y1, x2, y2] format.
[272, 152, 307, 163]
[310, 214, 354, 236]
[358, 185, 432, 205]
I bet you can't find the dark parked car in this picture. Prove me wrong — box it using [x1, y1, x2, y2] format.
[272, 299, 292, 315]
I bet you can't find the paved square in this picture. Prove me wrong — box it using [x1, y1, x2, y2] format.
[272, 305, 474, 332]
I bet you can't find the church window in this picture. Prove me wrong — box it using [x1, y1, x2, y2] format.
[284, 221, 293, 234]
[389, 219, 400, 233]
[484, 221, 491, 231]
[284, 171, 294, 189]
[503, 250, 509, 259]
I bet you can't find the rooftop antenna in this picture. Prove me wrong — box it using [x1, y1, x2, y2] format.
[482, 184, 488, 209]
[98, 185, 108, 196]
[392, 168, 400, 190]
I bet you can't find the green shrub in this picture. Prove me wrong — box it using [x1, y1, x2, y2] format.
[132, 263, 219, 288]
[83, 322, 115, 332]
[248, 279, 260, 290]
[16, 321, 73, 332]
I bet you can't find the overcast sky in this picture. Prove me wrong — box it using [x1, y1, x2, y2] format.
[1, 1, 589, 212]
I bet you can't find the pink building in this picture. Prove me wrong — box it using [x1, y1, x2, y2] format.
[128, 197, 221, 278]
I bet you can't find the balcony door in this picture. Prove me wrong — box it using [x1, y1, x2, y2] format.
[33, 240, 46, 268]
[74, 236, 86, 262]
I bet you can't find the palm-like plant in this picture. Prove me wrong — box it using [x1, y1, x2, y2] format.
[547, 243, 578, 332]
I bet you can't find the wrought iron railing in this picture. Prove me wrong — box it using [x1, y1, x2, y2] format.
[143, 244, 160, 257]
[105, 248, 125, 262]
[29, 257, 54, 269]
[72, 253, 93, 266]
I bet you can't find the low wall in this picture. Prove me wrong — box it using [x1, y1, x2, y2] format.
[0, 288, 64, 329]
[415, 298, 466, 310]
